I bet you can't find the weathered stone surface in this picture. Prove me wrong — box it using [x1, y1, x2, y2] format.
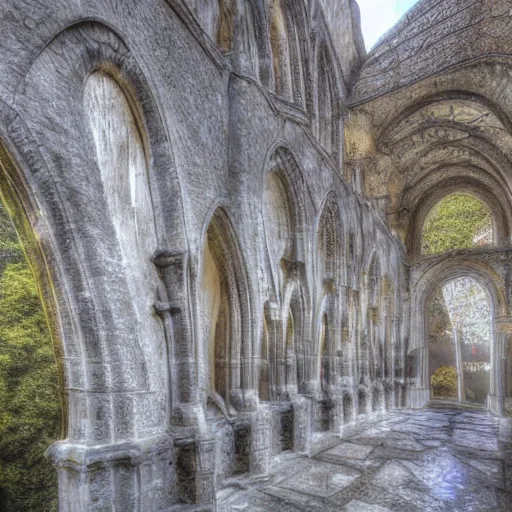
[0, 0, 511, 510]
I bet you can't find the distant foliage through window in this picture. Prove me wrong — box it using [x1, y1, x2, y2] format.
[0, 203, 60, 512]
[422, 194, 493, 255]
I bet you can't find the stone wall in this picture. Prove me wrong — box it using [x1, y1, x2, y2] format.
[0, 1, 406, 510]
[6, 0, 512, 509]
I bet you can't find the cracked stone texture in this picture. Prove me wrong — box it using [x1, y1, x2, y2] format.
[218, 408, 512, 511]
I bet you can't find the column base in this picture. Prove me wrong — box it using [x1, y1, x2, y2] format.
[489, 394, 504, 416]
[291, 396, 312, 454]
[174, 436, 216, 507]
[46, 435, 174, 512]
[406, 387, 430, 408]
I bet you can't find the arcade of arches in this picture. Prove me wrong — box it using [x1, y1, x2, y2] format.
[0, 0, 512, 511]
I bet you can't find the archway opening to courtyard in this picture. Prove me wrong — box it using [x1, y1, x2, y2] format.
[421, 194, 494, 255]
[428, 277, 491, 405]
[0, 190, 61, 512]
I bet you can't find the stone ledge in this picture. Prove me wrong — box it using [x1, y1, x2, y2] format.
[45, 435, 173, 472]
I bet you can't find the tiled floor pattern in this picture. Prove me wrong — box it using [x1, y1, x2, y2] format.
[218, 408, 512, 511]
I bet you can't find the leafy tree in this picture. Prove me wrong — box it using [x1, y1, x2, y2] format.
[422, 194, 493, 255]
[0, 203, 60, 512]
[443, 278, 491, 347]
[431, 365, 458, 398]
[0, 205, 23, 273]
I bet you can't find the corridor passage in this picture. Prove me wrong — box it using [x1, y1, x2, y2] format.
[218, 409, 512, 511]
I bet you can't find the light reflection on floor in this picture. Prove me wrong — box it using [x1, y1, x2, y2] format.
[218, 408, 512, 511]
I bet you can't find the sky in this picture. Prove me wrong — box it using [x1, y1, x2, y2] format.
[357, 0, 419, 50]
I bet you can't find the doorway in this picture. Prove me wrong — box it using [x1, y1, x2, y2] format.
[428, 277, 491, 405]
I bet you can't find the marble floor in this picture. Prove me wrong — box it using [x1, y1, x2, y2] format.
[218, 408, 512, 511]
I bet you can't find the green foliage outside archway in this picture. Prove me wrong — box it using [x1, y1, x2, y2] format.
[0, 204, 60, 511]
[431, 365, 458, 398]
[422, 194, 493, 255]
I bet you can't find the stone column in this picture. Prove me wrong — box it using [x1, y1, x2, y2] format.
[454, 328, 466, 403]
[153, 251, 203, 429]
[406, 345, 430, 409]
[350, 289, 361, 383]
[506, 333, 512, 416]
[153, 251, 217, 508]
[266, 301, 283, 400]
[491, 316, 511, 415]
[250, 407, 271, 476]
[292, 396, 312, 454]
[326, 289, 343, 431]
[391, 315, 401, 407]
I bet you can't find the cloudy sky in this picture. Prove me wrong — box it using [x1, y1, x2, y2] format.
[357, 0, 419, 50]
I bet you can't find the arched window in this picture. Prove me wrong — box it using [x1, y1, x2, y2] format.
[316, 44, 337, 155]
[200, 209, 249, 407]
[263, 170, 294, 294]
[422, 194, 494, 255]
[317, 199, 342, 287]
[84, 71, 161, 384]
[269, 0, 305, 105]
[368, 257, 383, 380]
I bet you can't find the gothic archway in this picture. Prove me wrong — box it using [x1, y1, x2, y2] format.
[410, 259, 507, 414]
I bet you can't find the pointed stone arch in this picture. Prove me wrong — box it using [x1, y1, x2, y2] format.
[377, 91, 512, 149]
[262, 146, 312, 401]
[315, 193, 344, 393]
[269, 0, 308, 105]
[366, 253, 384, 382]
[313, 41, 341, 160]
[201, 207, 252, 410]
[0, 137, 67, 433]
[406, 180, 508, 257]
[10, 21, 189, 509]
[410, 258, 507, 413]
[262, 146, 310, 300]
